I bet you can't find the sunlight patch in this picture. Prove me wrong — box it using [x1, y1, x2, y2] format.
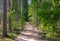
[28, 39, 35, 41]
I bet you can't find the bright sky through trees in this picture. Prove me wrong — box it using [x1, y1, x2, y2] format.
[28, 0, 31, 5]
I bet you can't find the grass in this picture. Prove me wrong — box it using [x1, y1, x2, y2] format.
[0, 20, 25, 41]
[0, 27, 23, 41]
[0, 24, 22, 41]
[0, 38, 13, 41]
[0, 32, 19, 41]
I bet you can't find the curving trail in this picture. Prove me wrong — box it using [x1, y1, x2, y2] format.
[14, 22, 48, 41]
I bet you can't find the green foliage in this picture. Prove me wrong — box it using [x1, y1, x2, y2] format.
[28, 0, 38, 24]
[7, 0, 25, 32]
[18, 18, 25, 27]
[38, 0, 60, 38]
[22, 0, 28, 21]
[29, 0, 60, 39]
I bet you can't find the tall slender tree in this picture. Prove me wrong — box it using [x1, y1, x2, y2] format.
[8, 0, 12, 32]
[0, 15, 1, 24]
[3, 0, 7, 37]
[22, 0, 28, 21]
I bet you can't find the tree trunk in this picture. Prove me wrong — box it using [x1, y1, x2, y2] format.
[22, 0, 28, 22]
[8, 0, 12, 32]
[9, 16, 12, 32]
[3, 0, 7, 37]
[0, 15, 1, 24]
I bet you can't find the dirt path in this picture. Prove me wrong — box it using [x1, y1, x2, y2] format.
[14, 22, 48, 41]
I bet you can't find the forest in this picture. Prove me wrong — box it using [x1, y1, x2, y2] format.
[0, 0, 60, 41]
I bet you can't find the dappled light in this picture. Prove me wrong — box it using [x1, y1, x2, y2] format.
[0, 0, 60, 41]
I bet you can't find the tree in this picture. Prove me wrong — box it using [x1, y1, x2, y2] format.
[29, 0, 38, 25]
[3, 0, 7, 37]
[8, 0, 12, 32]
[22, 0, 28, 22]
[0, 15, 1, 24]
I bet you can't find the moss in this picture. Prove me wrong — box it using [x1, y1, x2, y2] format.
[1, 38, 13, 41]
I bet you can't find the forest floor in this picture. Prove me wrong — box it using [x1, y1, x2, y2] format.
[14, 22, 48, 41]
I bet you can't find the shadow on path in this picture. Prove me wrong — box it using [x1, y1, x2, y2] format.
[14, 22, 48, 41]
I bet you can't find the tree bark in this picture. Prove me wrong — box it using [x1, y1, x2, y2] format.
[22, 0, 28, 22]
[9, 16, 12, 32]
[0, 15, 1, 24]
[3, 0, 7, 37]
[8, 0, 12, 32]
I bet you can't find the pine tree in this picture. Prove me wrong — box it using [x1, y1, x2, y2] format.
[3, 0, 7, 37]
[22, 0, 28, 21]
